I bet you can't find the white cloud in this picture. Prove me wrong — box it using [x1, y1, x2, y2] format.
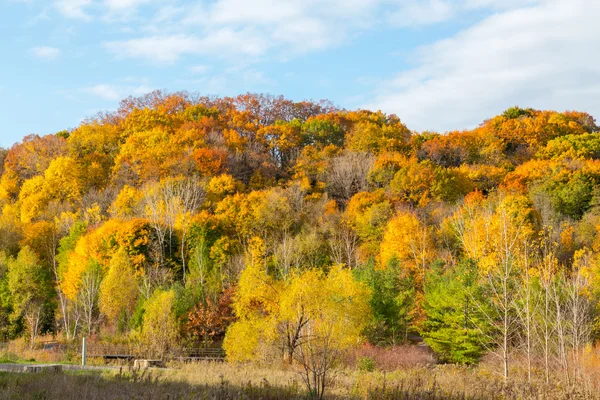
[104, 30, 268, 63]
[104, 0, 150, 12]
[31, 46, 61, 60]
[102, 0, 155, 20]
[83, 83, 153, 101]
[54, 0, 92, 20]
[101, 0, 535, 65]
[366, 0, 600, 132]
[387, 0, 455, 27]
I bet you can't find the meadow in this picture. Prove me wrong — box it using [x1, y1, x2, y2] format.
[1, 343, 599, 400]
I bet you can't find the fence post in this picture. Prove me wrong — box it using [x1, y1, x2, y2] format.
[82, 337, 87, 366]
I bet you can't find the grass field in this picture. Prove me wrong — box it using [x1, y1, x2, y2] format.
[1, 339, 599, 399]
[0, 360, 597, 400]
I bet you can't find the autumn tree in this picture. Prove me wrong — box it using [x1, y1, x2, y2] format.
[186, 286, 235, 345]
[141, 289, 179, 359]
[7, 246, 53, 346]
[99, 248, 139, 330]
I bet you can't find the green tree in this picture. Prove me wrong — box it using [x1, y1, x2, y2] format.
[7, 246, 53, 346]
[141, 289, 179, 359]
[0, 253, 16, 340]
[422, 260, 490, 364]
[355, 260, 416, 345]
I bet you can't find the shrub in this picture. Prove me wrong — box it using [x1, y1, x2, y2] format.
[358, 356, 376, 372]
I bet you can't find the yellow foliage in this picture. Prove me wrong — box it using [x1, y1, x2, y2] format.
[206, 174, 240, 202]
[19, 176, 48, 223]
[379, 211, 435, 279]
[225, 264, 371, 363]
[110, 185, 141, 219]
[99, 248, 139, 322]
[141, 289, 179, 358]
[60, 219, 122, 299]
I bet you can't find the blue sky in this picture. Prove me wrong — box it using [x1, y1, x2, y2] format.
[1, 0, 598, 148]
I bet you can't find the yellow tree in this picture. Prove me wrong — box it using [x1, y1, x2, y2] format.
[223, 237, 280, 362]
[379, 210, 435, 281]
[451, 193, 537, 383]
[279, 266, 371, 399]
[141, 289, 179, 359]
[99, 248, 139, 327]
[224, 259, 371, 400]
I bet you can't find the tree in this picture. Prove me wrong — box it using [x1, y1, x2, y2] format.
[99, 248, 139, 329]
[422, 260, 489, 364]
[224, 264, 371, 400]
[78, 260, 102, 335]
[356, 260, 416, 345]
[325, 152, 374, 201]
[186, 287, 235, 345]
[379, 210, 435, 282]
[141, 289, 179, 359]
[7, 246, 53, 346]
[143, 177, 205, 281]
[282, 266, 371, 399]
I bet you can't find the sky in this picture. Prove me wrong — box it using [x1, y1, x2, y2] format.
[1, 0, 599, 148]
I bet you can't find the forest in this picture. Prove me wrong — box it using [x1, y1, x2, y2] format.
[1, 91, 600, 397]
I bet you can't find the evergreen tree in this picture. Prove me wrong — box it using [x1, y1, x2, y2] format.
[356, 259, 417, 345]
[422, 260, 490, 364]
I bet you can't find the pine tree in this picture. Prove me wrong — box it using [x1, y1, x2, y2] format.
[422, 260, 490, 364]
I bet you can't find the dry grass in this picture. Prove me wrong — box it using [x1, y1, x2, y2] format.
[0, 361, 598, 400]
[345, 344, 436, 371]
[2, 343, 600, 399]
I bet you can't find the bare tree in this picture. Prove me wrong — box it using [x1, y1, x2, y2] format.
[143, 177, 205, 283]
[328, 221, 359, 269]
[538, 238, 557, 385]
[273, 232, 300, 281]
[294, 323, 339, 400]
[566, 250, 593, 383]
[551, 274, 570, 385]
[78, 263, 102, 335]
[470, 206, 524, 383]
[514, 241, 539, 383]
[325, 152, 374, 201]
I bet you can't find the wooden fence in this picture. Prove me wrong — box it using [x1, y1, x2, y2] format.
[1, 340, 225, 363]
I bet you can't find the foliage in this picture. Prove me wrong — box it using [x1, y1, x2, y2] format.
[0, 92, 600, 389]
[422, 260, 490, 364]
[141, 289, 179, 358]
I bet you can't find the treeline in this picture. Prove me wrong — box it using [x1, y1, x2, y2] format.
[0, 92, 599, 384]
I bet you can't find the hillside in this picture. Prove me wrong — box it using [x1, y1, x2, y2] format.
[0, 91, 599, 395]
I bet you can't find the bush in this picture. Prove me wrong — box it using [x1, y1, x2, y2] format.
[358, 356, 376, 372]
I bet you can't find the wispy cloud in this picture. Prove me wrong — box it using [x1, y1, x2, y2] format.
[54, 0, 93, 20]
[82, 83, 153, 101]
[99, 0, 539, 65]
[104, 30, 268, 64]
[366, 0, 600, 132]
[31, 46, 61, 60]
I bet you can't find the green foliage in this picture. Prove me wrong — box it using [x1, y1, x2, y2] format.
[358, 356, 376, 372]
[355, 260, 416, 345]
[540, 172, 596, 220]
[538, 133, 600, 160]
[56, 221, 87, 278]
[422, 260, 490, 364]
[502, 106, 533, 120]
[302, 117, 345, 147]
[6, 247, 54, 343]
